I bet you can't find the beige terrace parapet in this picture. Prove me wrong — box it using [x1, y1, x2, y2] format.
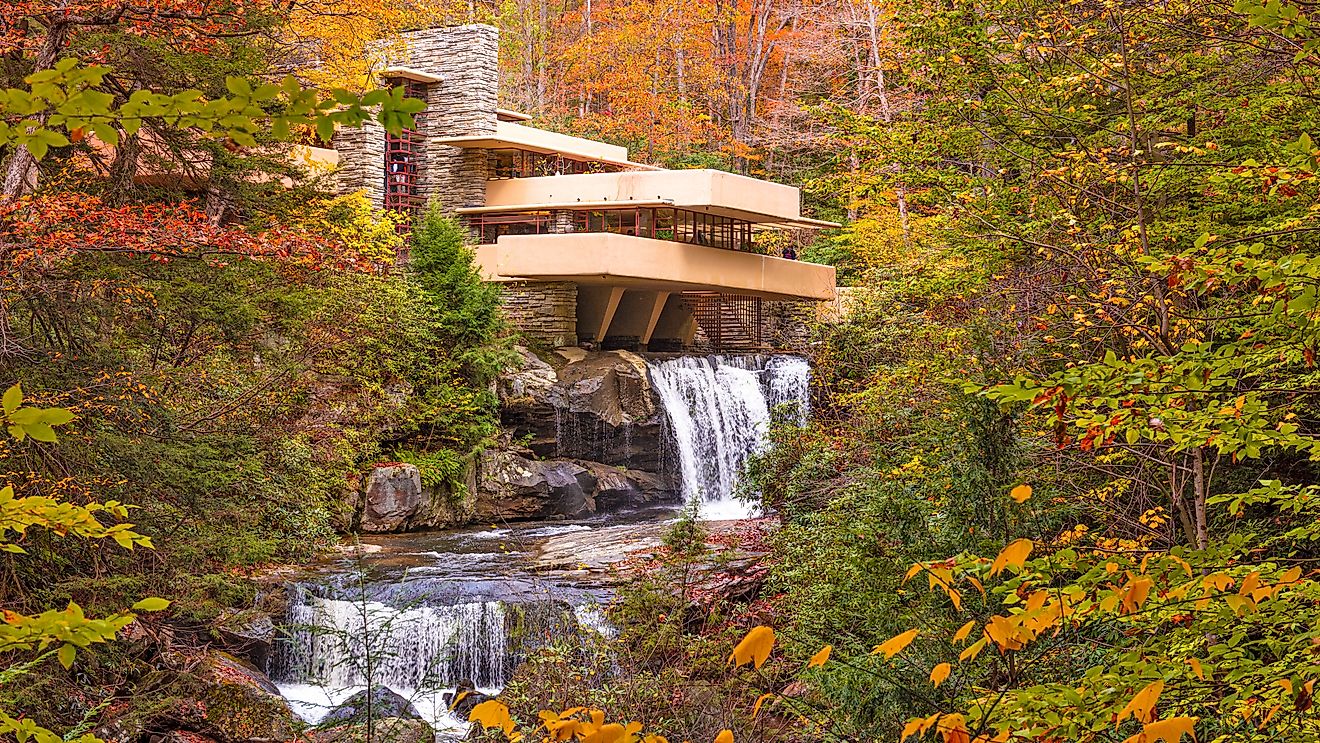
[483, 169, 832, 226]
[475, 232, 836, 302]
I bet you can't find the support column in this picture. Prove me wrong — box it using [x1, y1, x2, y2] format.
[577, 286, 626, 344]
[640, 291, 671, 348]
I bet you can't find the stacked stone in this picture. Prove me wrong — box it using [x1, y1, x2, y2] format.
[766, 300, 816, 351]
[332, 120, 387, 208]
[398, 25, 499, 213]
[499, 281, 578, 347]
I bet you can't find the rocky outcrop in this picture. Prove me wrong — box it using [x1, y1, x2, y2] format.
[359, 462, 476, 533]
[320, 686, 422, 725]
[474, 450, 672, 520]
[361, 464, 424, 532]
[355, 347, 679, 533]
[499, 348, 669, 472]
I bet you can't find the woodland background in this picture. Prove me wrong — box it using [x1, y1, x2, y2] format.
[3, 0, 1320, 742]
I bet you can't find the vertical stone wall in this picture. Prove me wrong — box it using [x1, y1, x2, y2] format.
[333, 25, 500, 215]
[398, 25, 499, 214]
[332, 120, 387, 209]
[766, 300, 817, 352]
[499, 281, 578, 347]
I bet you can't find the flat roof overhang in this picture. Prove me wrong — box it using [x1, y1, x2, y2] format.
[456, 200, 838, 230]
[483, 169, 840, 227]
[476, 233, 837, 301]
[435, 121, 660, 171]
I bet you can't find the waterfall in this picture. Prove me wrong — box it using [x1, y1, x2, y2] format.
[648, 354, 810, 519]
[272, 586, 509, 732]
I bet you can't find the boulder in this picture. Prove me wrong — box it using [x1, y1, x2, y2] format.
[497, 348, 669, 472]
[193, 651, 297, 742]
[476, 452, 677, 520]
[442, 680, 493, 719]
[319, 685, 422, 725]
[312, 718, 434, 743]
[361, 463, 425, 532]
[476, 451, 596, 520]
[212, 609, 276, 671]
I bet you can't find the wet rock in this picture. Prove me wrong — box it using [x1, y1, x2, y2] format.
[320, 685, 422, 725]
[476, 451, 595, 520]
[497, 348, 668, 472]
[361, 463, 424, 532]
[312, 718, 434, 743]
[443, 679, 493, 719]
[212, 609, 276, 671]
[476, 452, 677, 520]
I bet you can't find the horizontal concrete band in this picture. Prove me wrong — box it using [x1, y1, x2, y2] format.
[475, 233, 837, 302]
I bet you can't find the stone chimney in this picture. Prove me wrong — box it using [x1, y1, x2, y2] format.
[334, 24, 500, 214]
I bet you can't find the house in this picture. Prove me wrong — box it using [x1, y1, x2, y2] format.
[334, 24, 838, 351]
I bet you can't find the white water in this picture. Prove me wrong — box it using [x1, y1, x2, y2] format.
[274, 593, 507, 732]
[648, 355, 810, 520]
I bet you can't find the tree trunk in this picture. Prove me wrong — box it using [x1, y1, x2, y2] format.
[2, 20, 70, 198]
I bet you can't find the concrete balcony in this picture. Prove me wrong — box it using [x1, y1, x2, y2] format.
[482, 169, 838, 228]
[474, 232, 836, 302]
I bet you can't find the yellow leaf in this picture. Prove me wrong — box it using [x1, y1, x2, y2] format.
[904, 563, 925, 583]
[901, 718, 924, 742]
[1238, 571, 1261, 596]
[714, 730, 734, 743]
[1279, 566, 1302, 584]
[752, 693, 773, 718]
[449, 690, 472, 710]
[874, 629, 920, 659]
[1123, 716, 1198, 743]
[1117, 680, 1165, 727]
[958, 636, 988, 662]
[807, 645, 832, 668]
[585, 723, 625, 743]
[930, 662, 952, 688]
[729, 626, 775, 669]
[469, 700, 515, 735]
[989, 539, 1033, 577]
[1009, 484, 1032, 503]
[952, 620, 975, 644]
[1187, 658, 1203, 680]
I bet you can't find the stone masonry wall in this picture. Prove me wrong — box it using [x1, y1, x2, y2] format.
[333, 25, 500, 215]
[332, 119, 387, 209]
[500, 282, 578, 347]
[400, 25, 499, 214]
[766, 299, 817, 352]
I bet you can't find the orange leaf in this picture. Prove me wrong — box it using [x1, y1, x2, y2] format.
[729, 626, 775, 669]
[1122, 716, 1198, 743]
[714, 730, 734, 743]
[1187, 658, 1204, 680]
[990, 539, 1033, 577]
[952, 620, 976, 644]
[1117, 680, 1165, 727]
[1009, 484, 1032, 503]
[930, 662, 952, 688]
[874, 629, 920, 659]
[807, 645, 832, 668]
[752, 693, 773, 718]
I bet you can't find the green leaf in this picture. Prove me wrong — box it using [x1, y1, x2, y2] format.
[2, 384, 21, 415]
[57, 644, 76, 669]
[22, 423, 57, 442]
[39, 408, 74, 426]
[131, 597, 171, 612]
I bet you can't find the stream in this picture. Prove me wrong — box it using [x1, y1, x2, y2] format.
[269, 354, 809, 735]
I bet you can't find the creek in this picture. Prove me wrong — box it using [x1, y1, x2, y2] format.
[270, 354, 809, 735]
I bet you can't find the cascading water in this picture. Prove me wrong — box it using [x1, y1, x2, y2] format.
[272, 584, 511, 734]
[648, 354, 810, 520]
